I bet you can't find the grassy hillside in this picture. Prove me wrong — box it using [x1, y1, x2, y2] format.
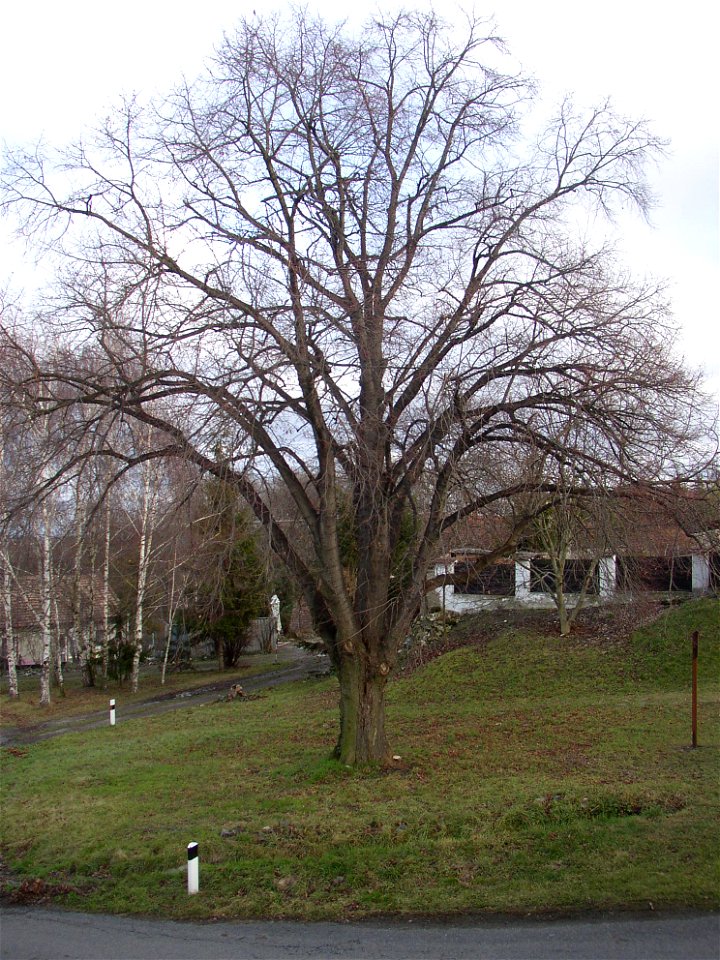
[1, 598, 718, 919]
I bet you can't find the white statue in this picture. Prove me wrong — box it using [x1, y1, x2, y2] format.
[270, 594, 282, 634]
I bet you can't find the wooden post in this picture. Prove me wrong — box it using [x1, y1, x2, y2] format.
[691, 631, 699, 749]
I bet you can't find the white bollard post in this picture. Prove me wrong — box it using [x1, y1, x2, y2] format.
[109, 699, 116, 726]
[187, 842, 199, 895]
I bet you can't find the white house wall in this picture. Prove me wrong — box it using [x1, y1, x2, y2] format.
[515, 560, 531, 598]
[692, 554, 711, 592]
[432, 551, 711, 614]
[599, 556, 616, 596]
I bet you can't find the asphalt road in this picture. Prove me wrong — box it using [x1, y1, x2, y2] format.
[1, 906, 718, 959]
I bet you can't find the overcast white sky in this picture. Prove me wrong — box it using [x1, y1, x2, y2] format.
[1, 0, 718, 408]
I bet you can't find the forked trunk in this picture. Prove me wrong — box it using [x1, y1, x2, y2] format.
[334, 654, 390, 765]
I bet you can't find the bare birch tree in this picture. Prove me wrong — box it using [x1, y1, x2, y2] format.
[1, 548, 19, 698]
[530, 492, 608, 635]
[0, 303, 27, 699]
[100, 492, 113, 683]
[1, 11, 714, 760]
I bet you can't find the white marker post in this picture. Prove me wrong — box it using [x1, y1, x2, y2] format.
[109, 699, 116, 726]
[187, 842, 199, 895]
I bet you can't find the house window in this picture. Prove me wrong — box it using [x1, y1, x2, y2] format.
[529, 558, 555, 593]
[616, 556, 693, 592]
[564, 560, 600, 594]
[453, 561, 515, 596]
[530, 558, 599, 594]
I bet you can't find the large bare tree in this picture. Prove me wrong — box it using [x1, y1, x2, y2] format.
[1, 11, 712, 761]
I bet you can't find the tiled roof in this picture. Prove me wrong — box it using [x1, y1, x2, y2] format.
[441, 487, 719, 559]
[0, 574, 114, 632]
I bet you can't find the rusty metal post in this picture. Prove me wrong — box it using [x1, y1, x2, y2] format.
[691, 630, 699, 749]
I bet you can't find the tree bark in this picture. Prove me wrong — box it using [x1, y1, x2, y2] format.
[550, 552, 571, 636]
[130, 456, 156, 694]
[72, 478, 96, 686]
[39, 500, 53, 706]
[334, 652, 390, 765]
[1, 554, 18, 698]
[101, 495, 111, 685]
[557, 589, 570, 636]
[130, 525, 150, 694]
[52, 627, 65, 696]
[160, 548, 179, 686]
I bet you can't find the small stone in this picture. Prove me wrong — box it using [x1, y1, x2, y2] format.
[274, 875, 296, 892]
[392, 754, 402, 761]
[261, 825, 273, 834]
[220, 828, 238, 838]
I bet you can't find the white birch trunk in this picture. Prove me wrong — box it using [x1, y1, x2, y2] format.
[39, 499, 53, 706]
[2, 553, 18, 698]
[72, 481, 92, 682]
[160, 548, 178, 686]
[50, 581, 65, 694]
[130, 463, 157, 693]
[102, 496, 112, 685]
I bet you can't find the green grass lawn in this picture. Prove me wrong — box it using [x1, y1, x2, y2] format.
[0, 654, 286, 728]
[1, 598, 718, 920]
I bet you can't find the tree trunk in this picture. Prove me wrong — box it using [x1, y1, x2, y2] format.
[549, 546, 571, 636]
[101, 496, 111, 685]
[52, 632, 65, 696]
[564, 558, 600, 634]
[2, 556, 18, 698]
[557, 599, 569, 635]
[49, 588, 66, 696]
[130, 461, 155, 694]
[160, 624, 172, 685]
[130, 598, 145, 694]
[39, 502, 53, 706]
[160, 548, 179, 686]
[73, 485, 96, 686]
[334, 654, 390, 765]
[556, 579, 570, 636]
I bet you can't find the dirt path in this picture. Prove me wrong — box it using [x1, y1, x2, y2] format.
[0, 644, 331, 747]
